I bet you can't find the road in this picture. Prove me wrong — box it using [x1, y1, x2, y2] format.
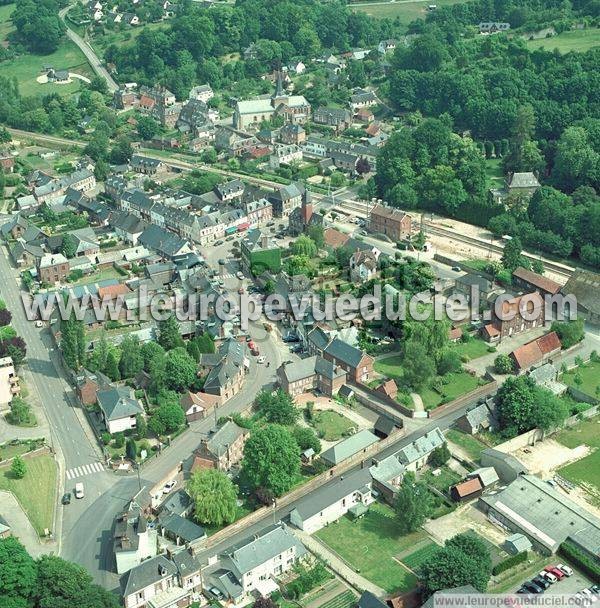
[59, 6, 119, 93]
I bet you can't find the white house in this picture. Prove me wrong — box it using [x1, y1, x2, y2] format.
[396, 427, 445, 472]
[114, 504, 158, 575]
[290, 473, 373, 534]
[349, 250, 377, 283]
[189, 84, 214, 104]
[378, 39, 396, 54]
[269, 144, 302, 169]
[97, 386, 144, 434]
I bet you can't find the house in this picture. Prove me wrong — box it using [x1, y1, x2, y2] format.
[1, 215, 34, 240]
[396, 427, 445, 472]
[97, 386, 144, 434]
[324, 228, 350, 249]
[454, 273, 494, 304]
[313, 107, 352, 132]
[277, 356, 347, 398]
[378, 39, 397, 54]
[240, 229, 281, 274]
[510, 331, 561, 372]
[349, 250, 377, 283]
[484, 292, 545, 340]
[130, 155, 162, 175]
[512, 267, 562, 297]
[492, 172, 540, 203]
[269, 144, 302, 170]
[214, 179, 245, 203]
[529, 363, 566, 396]
[74, 368, 111, 406]
[455, 399, 497, 435]
[369, 454, 405, 503]
[505, 533, 532, 555]
[290, 470, 373, 533]
[189, 84, 214, 103]
[0, 357, 19, 408]
[561, 269, 600, 325]
[201, 338, 249, 402]
[37, 253, 70, 284]
[114, 505, 157, 575]
[450, 477, 483, 502]
[280, 124, 306, 145]
[192, 420, 249, 472]
[320, 429, 379, 466]
[0, 152, 14, 173]
[467, 467, 499, 489]
[288, 190, 323, 236]
[349, 89, 378, 111]
[359, 592, 388, 608]
[479, 474, 600, 556]
[158, 512, 206, 546]
[480, 448, 528, 483]
[206, 523, 306, 600]
[160, 489, 194, 518]
[355, 108, 374, 124]
[323, 338, 373, 383]
[138, 225, 192, 260]
[179, 390, 219, 423]
[478, 22, 510, 33]
[267, 182, 303, 217]
[111, 212, 148, 245]
[373, 415, 401, 439]
[368, 205, 412, 241]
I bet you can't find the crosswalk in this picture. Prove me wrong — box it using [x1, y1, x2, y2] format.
[66, 461, 105, 480]
[220, 273, 235, 280]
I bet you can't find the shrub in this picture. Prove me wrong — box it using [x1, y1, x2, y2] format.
[101, 432, 111, 445]
[559, 540, 600, 580]
[491, 551, 528, 575]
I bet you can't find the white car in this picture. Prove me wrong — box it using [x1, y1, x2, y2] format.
[257, 356, 266, 364]
[557, 564, 573, 577]
[163, 480, 177, 494]
[35, 320, 44, 328]
[540, 571, 557, 584]
[74, 482, 84, 499]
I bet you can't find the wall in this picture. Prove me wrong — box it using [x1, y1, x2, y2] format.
[349, 382, 412, 419]
[429, 381, 498, 419]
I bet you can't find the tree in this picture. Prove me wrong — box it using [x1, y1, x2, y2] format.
[550, 320, 584, 349]
[187, 468, 237, 527]
[501, 236, 523, 272]
[254, 389, 299, 425]
[254, 597, 278, 608]
[446, 532, 492, 578]
[119, 335, 144, 379]
[126, 437, 137, 461]
[494, 353, 514, 375]
[195, 332, 215, 354]
[104, 350, 120, 382]
[149, 392, 185, 436]
[8, 397, 33, 426]
[158, 315, 184, 351]
[0, 537, 37, 602]
[0, 308, 12, 327]
[137, 116, 160, 141]
[60, 309, 85, 370]
[307, 225, 325, 249]
[136, 414, 147, 440]
[241, 424, 300, 496]
[394, 472, 432, 534]
[292, 426, 321, 454]
[141, 341, 165, 371]
[402, 341, 435, 390]
[429, 443, 451, 467]
[165, 347, 197, 392]
[11, 456, 26, 479]
[60, 234, 78, 259]
[292, 235, 318, 258]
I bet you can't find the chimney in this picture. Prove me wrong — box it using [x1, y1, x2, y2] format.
[261, 234, 269, 248]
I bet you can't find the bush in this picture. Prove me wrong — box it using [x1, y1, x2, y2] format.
[491, 551, 528, 575]
[559, 540, 600, 581]
[101, 432, 111, 445]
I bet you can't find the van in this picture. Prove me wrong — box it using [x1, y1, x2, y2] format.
[74, 482, 84, 499]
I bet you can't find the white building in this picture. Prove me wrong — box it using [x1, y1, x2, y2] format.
[0, 357, 19, 409]
[396, 427, 445, 472]
[269, 144, 302, 169]
[97, 386, 144, 434]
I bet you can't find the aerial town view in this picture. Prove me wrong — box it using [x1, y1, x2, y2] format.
[0, 0, 599, 606]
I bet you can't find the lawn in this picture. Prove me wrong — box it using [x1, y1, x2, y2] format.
[319, 591, 357, 608]
[419, 371, 482, 410]
[452, 337, 490, 361]
[353, 0, 466, 25]
[0, 454, 57, 536]
[374, 355, 404, 383]
[312, 410, 355, 441]
[401, 541, 440, 573]
[560, 360, 600, 398]
[525, 28, 600, 54]
[556, 415, 600, 504]
[0, 40, 92, 97]
[446, 429, 488, 461]
[485, 158, 504, 188]
[316, 501, 421, 593]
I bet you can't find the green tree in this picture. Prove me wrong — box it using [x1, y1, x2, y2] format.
[104, 350, 120, 382]
[291, 426, 321, 454]
[7, 397, 33, 426]
[330, 171, 346, 188]
[394, 472, 432, 534]
[126, 437, 137, 461]
[119, 335, 144, 379]
[254, 389, 299, 425]
[242, 424, 300, 496]
[0, 537, 37, 602]
[292, 235, 318, 258]
[429, 443, 451, 467]
[402, 341, 436, 390]
[137, 116, 160, 141]
[494, 353, 514, 375]
[60, 234, 78, 259]
[149, 392, 185, 436]
[11, 455, 26, 479]
[136, 414, 147, 440]
[141, 341, 165, 371]
[307, 225, 325, 249]
[501, 236, 524, 272]
[165, 347, 197, 392]
[187, 468, 238, 527]
[195, 332, 215, 354]
[550, 320, 584, 349]
[158, 315, 184, 351]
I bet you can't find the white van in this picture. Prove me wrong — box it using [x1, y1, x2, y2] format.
[74, 482, 84, 499]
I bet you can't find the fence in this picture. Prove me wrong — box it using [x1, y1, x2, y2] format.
[195, 427, 406, 551]
[0, 445, 50, 467]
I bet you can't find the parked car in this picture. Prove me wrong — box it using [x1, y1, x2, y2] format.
[557, 564, 573, 577]
[236, 271, 244, 280]
[544, 566, 565, 580]
[251, 348, 259, 356]
[539, 571, 558, 584]
[61, 492, 71, 505]
[74, 483, 84, 499]
[532, 576, 550, 591]
[523, 581, 544, 594]
[257, 356, 266, 364]
[451, 266, 461, 272]
[283, 333, 299, 343]
[218, 258, 226, 265]
[214, 240, 224, 246]
[206, 586, 224, 600]
[163, 480, 177, 494]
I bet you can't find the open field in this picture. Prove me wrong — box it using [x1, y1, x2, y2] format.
[316, 501, 421, 593]
[312, 410, 355, 441]
[446, 429, 488, 461]
[0, 454, 57, 536]
[352, 0, 466, 25]
[0, 41, 92, 97]
[525, 28, 600, 53]
[561, 360, 600, 397]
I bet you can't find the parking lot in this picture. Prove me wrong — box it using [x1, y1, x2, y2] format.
[517, 563, 594, 595]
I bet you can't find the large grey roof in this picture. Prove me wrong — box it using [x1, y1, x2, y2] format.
[396, 427, 445, 465]
[204, 421, 247, 458]
[121, 555, 177, 597]
[97, 386, 143, 421]
[562, 269, 600, 316]
[320, 429, 378, 465]
[279, 356, 318, 383]
[324, 337, 364, 368]
[159, 512, 206, 543]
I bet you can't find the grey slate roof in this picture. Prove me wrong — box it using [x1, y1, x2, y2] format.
[161, 489, 192, 516]
[507, 172, 540, 189]
[204, 421, 247, 458]
[359, 591, 388, 608]
[324, 337, 364, 368]
[396, 427, 445, 465]
[159, 512, 206, 543]
[97, 386, 143, 421]
[320, 429, 378, 465]
[121, 554, 177, 597]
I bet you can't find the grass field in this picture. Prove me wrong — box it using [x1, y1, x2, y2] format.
[374, 355, 404, 382]
[0, 40, 92, 97]
[318, 591, 357, 608]
[446, 429, 488, 461]
[316, 502, 421, 593]
[452, 337, 490, 361]
[401, 541, 440, 573]
[312, 410, 355, 441]
[0, 454, 57, 536]
[561, 360, 600, 397]
[419, 371, 481, 410]
[352, 0, 466, 25]
[556, 415, 600, 504]
[525, 28, 600, 54]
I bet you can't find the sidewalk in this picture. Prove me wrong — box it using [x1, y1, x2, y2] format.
[293, 529, 386, 597]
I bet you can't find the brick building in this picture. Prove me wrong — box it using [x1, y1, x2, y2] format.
[368, 205, 412, 241]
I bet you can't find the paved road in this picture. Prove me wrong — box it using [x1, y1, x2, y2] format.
[59, 6, 119, 93]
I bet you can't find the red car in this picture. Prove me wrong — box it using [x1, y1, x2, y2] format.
[544, 566, 565, 580]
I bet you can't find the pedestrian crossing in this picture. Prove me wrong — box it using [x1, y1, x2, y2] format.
[220, 273, 235, 279]
[66, 461, 105, 480]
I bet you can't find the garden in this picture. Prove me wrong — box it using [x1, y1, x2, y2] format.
[310, 410, 355, 442]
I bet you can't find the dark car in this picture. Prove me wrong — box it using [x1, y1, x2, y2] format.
[283, 334, 299, 343]
[523, 581, 544, 594]
[61, 492, 71, 505]
[532, 576, 550, 590]
[214, 240, 224, 246]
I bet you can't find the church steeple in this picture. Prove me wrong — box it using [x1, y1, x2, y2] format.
[271, 68, 288, 107]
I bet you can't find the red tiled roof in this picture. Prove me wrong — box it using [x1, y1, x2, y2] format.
[536, 331, 561, 355]
[452, 477, 483, 498]
[97, 283, 130, 299]
[449, 327, 463, 341]
[511, 341, 543, 370]
[483, 324, 500, 338]
[324, 228, 350, 249]
[513, 267, 562, 295]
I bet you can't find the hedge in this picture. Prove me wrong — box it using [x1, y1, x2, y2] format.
[492, 551, 528, 575]
[559, 540, 600, 583]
